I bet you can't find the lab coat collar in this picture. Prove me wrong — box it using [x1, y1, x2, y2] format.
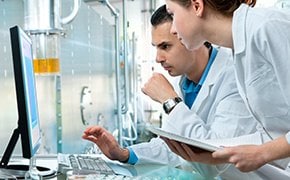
[232, 4, 249, 55]
[203, 47, 232, 86]
[190, 47, 232, 110]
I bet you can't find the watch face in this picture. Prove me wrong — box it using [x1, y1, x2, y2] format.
[163, 97, 182, 114]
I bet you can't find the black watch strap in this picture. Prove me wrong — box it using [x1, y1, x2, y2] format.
[163, 97, 182, 114]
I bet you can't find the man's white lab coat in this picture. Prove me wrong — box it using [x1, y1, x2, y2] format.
[130, 47, 261, 179]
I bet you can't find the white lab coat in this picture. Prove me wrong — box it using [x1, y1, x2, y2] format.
[232, 4, 290, 170]
[130, 47, 261, 179]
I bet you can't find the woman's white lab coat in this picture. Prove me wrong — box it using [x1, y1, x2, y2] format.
[232, 4, 290, 169]
[130, 48, 259, 179]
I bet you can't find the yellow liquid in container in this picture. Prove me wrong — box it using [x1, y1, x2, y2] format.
[33, 58, 60, 73]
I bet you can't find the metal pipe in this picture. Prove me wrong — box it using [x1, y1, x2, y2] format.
[149, 0, 156, 14]
[24, 0, 61, 32]
[112, 4, 122, 147]
[99, 0, 123, 146]
[131, 32, 138, 142]
[24, 0, 81, 33]
[122, 0, 129, 114]
[106, 1, 119, 16]
[61, 0, 81, 25]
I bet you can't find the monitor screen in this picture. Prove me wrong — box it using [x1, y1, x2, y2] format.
[0, 26, 45, 176]
[12, 25, 42, 158]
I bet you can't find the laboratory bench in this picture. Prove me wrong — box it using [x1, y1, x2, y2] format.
[0, 154, 208, 179]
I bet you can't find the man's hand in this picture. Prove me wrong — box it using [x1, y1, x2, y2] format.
[82, 126, 129, 162]
[161, 137, 227, 164]
[142, 73, 178, 103]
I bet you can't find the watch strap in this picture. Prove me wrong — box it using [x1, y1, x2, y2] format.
[163, 97, 182, 114]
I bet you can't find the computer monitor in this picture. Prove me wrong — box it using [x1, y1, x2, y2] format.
[0, 26, 53, 178]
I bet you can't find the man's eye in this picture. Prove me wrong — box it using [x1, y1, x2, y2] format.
[161, 45, 169, 49]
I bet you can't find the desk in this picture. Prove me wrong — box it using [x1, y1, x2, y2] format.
[1, 155, 207, 179]
[112, 164, 205, 179]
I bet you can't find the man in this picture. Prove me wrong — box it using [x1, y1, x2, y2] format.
[82, 5, 258, 179]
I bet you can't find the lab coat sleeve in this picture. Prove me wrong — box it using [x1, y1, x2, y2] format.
[253, 18, 290, 142]
[129, 137, 182, 166]
[162, 51, 257, 139]
[162, 96, 255, 140]
[254, 17, 290, 106]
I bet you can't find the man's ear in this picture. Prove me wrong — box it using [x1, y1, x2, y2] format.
[191, 0, 204, 17]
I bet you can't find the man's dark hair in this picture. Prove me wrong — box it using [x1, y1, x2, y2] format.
[150, 4, 212, 49]
[150, 4, 172, 27]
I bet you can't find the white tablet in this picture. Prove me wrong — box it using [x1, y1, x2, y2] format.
[147, 126, 219, 152]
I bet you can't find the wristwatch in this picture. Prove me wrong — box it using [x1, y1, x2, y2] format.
[163, 97, 182, 114]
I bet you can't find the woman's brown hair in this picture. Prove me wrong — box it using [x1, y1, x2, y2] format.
[169, 0, 256, 16]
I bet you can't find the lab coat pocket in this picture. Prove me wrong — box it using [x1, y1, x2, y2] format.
[246, 65, 288, 118]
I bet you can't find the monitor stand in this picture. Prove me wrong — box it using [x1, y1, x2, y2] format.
[0, 128, 56, 179]
[0, 164, 55, 179]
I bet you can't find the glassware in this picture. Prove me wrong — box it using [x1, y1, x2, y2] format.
[31, 33, 60, 75]
[24, 157, 42, 180]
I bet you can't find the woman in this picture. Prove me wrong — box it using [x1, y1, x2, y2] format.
[163, 0, 290, 173]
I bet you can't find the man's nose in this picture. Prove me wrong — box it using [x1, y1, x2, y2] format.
[156, 52, 165, 63]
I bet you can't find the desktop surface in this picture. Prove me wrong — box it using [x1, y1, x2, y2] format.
[0, 154, 208, 179]
[0, 155, 58, 179]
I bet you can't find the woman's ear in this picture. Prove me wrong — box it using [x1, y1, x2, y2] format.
[192, 0, 204, 17]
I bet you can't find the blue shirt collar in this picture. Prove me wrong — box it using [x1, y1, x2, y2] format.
[181, 47, 218, 108]
[182, 47, 218, 93]
[198, 47, 218, 86]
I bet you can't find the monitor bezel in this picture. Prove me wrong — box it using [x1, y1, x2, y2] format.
[12, 25, 42, 158]
[0, 26, 41, 168]
[0, 26, 56, 179]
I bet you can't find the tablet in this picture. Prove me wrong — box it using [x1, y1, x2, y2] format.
[147, 126, 219, 152]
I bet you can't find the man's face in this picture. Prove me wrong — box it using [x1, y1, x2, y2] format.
[151, 22, 196, 77]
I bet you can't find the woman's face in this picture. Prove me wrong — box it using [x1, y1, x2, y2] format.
[165, 0, 204, 51]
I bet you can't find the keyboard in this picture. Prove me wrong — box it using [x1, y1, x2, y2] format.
[67, 173, 132, 180]
[57, 153, 115, 175]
